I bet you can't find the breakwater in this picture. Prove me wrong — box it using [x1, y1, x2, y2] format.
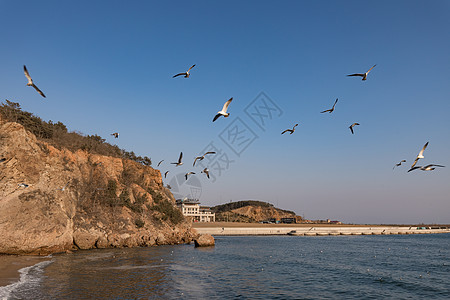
[194, 225, 450, 236]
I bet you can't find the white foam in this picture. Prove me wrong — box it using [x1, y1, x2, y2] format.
[0, 260, 53, 300]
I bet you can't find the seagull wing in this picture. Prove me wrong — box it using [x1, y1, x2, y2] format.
[221, 98, 233, 113]
[213, 113, 222, 122]
[157, 160, 164, 167]
[23, 65, 33, 84]
[164, 171, 169, 178]
[332, 98, 338, 109]
[293, 124, 298, 129]
[281, 129, 289, 135]
[425, 164, 445, 168]
[347, 73, 365, 77]
[408, 166, 421, 172]
[173, 73, 186, 78]
[366, 64, 377, 73]
[178, 152, 183, 164]
[411, 158, 420, 168]
[418, 142, 429, 158]
[204, 151, 216, 156]
[193, 157, 200, 167]
[187, 64, 196, 72]
[32, 84, 46, 98]
[349, 126, 354, 134]
[320, 109, 331, 113]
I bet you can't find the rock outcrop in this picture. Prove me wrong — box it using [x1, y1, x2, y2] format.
[194, 234, 215, 247]
[0, 115, 195, 255]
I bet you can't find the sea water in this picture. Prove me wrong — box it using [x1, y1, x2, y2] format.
[2, 234, 449, 299]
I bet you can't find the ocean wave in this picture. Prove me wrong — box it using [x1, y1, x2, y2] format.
[0, 260, 53, 300]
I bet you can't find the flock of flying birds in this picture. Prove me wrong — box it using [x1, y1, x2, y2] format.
[4, 63, 445, 191]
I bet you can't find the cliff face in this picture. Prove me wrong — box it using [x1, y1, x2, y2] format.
[0, 116, 195, 255]
[212, 201, 299, 223]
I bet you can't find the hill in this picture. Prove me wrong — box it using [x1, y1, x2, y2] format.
[0, 101, 195, 255]
[211, 200, 301, 223]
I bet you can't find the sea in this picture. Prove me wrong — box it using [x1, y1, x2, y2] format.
[1, 234, 449, 299]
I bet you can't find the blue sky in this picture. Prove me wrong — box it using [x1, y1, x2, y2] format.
[1, 1, 449, 224]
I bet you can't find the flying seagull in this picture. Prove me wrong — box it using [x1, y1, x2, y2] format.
[18, 183, 29, 188]
[201, 168, 210, 179]
[173, 64, 196, 78]
[411, 142, 429, 168]
[408, 164, 445, 172]
[57, 181, 71, 191]
[349, 123, 360, 134]
[23, 65, 46, 97]
[111, 132, 119, 138]
[193, 152, 216, 166]
[320, 99, 338, 113]
[164, 171, 169, 178]
[185, 172, 195, 180]
[213, 98, 233, 122]
[347, 65, 376, 81]
[393, 160, 406, 170]
[157, 160, 164, 167]
[281, 124, 299, 135]
[171, 152, 183, 166]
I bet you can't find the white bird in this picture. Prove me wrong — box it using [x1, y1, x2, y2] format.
[349, 123, 360, 134]
[23, 65, 46, 97]
[111, 132, 119, 138]
[173, 64, 196, 78]
[164, 171, 169, 178]
[408, 164, 445, 172]
[18, 183, 29, 188]
[201, 168, 210, 179]
[411, 142, 429, 168]
[157, 160, 164, 167]
[171, 152, 183, 166]
[320, 99, 338, 113]
[213, 98, 233, 122]
[281, 124, 298, 135]
[393, 160, 406, 170]
[193, 152, 216, 166]
[347, 64, 376, 81]
[57, 181, 71, 191]
[185, 172, 195, 180]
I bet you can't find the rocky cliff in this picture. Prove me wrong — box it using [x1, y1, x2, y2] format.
[0, 115, 195, 255]
[211, 200, 300, 223]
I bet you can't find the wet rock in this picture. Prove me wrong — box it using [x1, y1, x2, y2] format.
[194, 234, 215, 247]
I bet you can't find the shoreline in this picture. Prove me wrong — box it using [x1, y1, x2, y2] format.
[193, 222, 450, 236]
[0, 255, 51, 289]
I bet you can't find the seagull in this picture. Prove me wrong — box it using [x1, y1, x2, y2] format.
[57, 181, 71, 191]
[201, 168, 210, 179]
[393, 160, 406, 169]
[193, 152, 216, 166]
[320, 99, 338, 113]
[23, 65, 46, 97]
[281, 124, 299, 135]
[408, 164, 445, 172]
[171, 152, 183, 166]
[173, 64, 196, 78]
[213, 98, 233, 122]
[185, 172, 195, 180]
[349, 123, 360, 134]
[0, 158, 6, 163]
[18, 183, 29, 188]
[157, 160, 164, 167]
[411, 142, 429, 168]
[347, 64, 376, 81]
[164, 171, 169, 178]
[111, 132, 119, 138]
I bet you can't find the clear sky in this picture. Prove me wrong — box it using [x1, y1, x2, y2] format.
[1, 1, 449, 224]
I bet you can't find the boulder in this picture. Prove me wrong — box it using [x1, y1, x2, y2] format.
[194, 234, 215, 247]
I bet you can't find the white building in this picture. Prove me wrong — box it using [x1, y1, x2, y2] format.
[176, 199, 215, 222]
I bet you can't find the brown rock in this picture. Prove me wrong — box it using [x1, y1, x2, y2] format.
[194, 234, 215, 247]
[73, 229, 98, 250]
